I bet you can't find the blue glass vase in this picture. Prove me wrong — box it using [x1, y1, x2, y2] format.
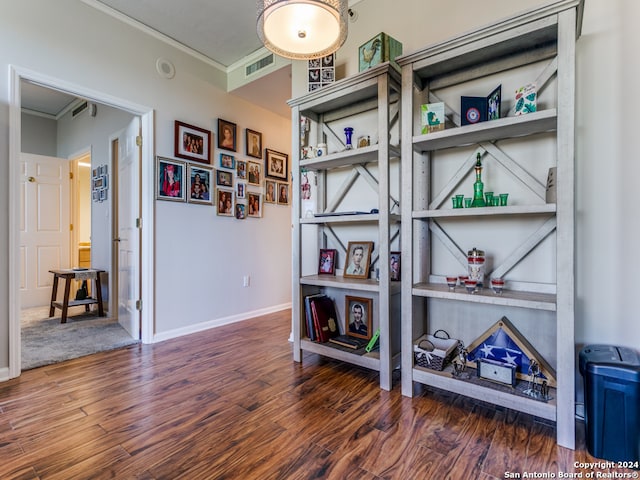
[344, 127, 354, 149]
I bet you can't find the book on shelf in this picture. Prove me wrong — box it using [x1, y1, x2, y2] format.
[304, 294, 340, 343]
[329, 335, 368, 350]
[304, 293, 325, 341]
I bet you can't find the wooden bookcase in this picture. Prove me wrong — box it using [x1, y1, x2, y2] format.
[398, 0, 583, 448]
[288, 63, 402, 390]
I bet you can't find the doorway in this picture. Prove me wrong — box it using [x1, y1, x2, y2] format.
[8, 67, 155, 379]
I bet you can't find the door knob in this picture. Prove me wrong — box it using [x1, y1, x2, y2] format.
[28, 176, 35, 183]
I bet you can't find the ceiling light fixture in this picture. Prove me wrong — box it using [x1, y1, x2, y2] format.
[257, 0, 348, 60]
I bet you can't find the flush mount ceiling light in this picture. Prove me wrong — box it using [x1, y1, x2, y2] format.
[257, 0, 348, 60]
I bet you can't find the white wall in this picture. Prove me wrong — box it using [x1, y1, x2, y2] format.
[293, 0, 636, 353]
[0, 0, 293, 373]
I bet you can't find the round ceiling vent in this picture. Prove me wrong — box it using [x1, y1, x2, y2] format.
[156, 58, 175, 79]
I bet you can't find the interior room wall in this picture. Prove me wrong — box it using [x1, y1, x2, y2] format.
[290, 0, 639, 353]
[21, 113, 56, 156]
[0, 0, 293, 374]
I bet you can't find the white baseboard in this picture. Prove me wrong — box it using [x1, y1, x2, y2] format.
[152, 302, 292, 343]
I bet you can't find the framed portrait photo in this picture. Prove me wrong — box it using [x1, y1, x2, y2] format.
[265, 180, 277, 204]
[345, 295, 372, 340]
[277, 182, 289, 206]
[236, 181, 246, 199]
[318, 249, 337, 275]
[390, 251, 401, 281]
[246, 128, 262, 159]
[343, 241, 373, 279]
[187, 164, 213, 205]
[216, 188, 234, 216]
[248, 161, 262, 186]
[236, 160, 247, 180]
[174, 121, 211, 164]
[265, 149, 288, 181]
[215, 169, 234, 188]
[156, 157, 186, 202]
[217, 118, 237, 152]
[234, 202, 246, 220]
[247, 192, 262, 218]
[220, 153, 235, 169]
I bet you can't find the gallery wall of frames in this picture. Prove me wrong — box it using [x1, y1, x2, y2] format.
[156, 119, 290, 220]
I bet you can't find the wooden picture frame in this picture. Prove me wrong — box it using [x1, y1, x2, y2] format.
[156, 157, 186, 202]
[390, 251, 401, 281]
[246, 128, 262, 159]
[265, 149, 288, 181]
[345, 295, 372, 340]
[248, 161, 262, 186]
[277, 182, 289, 205]
[215, 169, 233, 188]
[174, 121, 211, 164]
[216, 188, 234, 216]
[318, 249, 337, 275]
[264, 180, 277, 203]
[247, 192, 262, 218]
[217, 118, 237, 151]
[343, 241, 373, 279]
[187, 164, 213, 205]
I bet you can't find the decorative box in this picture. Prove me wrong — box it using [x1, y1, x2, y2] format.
[413, 330, 459, 371]
[359, 32, 402, 72]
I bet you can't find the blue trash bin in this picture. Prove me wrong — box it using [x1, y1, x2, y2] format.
[579, 345, 640, 463]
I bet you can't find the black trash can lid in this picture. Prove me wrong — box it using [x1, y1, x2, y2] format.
[579, 345, 640, 382]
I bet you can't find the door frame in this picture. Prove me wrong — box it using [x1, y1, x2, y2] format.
[8, 66, 155, 379]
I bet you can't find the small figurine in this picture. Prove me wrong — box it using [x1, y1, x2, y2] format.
[452, 344, 469, 378]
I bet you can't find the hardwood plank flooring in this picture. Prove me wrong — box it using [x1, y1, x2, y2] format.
[0, 310, 635, 479]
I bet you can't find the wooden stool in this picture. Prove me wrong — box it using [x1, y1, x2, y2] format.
[49, 269, 105, 323]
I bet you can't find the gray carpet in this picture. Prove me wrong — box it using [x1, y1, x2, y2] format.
[21, 306, 139, 370]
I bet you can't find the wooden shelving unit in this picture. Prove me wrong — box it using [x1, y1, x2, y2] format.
[289, 63, 402, 390]
[399, 0, 583, 448]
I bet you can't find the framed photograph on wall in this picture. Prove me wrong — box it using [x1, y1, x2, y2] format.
[246, 128, 262, 159]
[265, 149, 288, 181]
[236, 159, 247, 180]
[247, 192, 262, 218]
[219, 153, 235, 169]
[265, 180, 277, 203]
[215, 169, 234, 188]
[216, 188, 234, 216]
[248, 161, 262, 186]
[218, 118, 237, 151]
[343, 241, 373, 279]
[187, 164, 213, 205]
[174, 121, 211, 164]
[277, 182, 289, 205]
[345, 295, 372, 340]
[156, 156, 186, 202]
[236, 181, 246, 199]
[318, 249, 337, 275]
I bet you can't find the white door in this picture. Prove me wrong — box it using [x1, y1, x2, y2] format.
[20, 154, 70, 308]
[116, 118, 141, 338]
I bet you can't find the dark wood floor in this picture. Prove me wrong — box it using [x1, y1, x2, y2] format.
[0, 310, 634, 479]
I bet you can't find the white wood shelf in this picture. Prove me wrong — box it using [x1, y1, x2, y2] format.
[412, 109, 557, 153]
[300, 144, 400, 171]
[412, 282, 556, 311]
[301, 213, 401, 224]
[301, 275, 402, 294]
[413, 204, 556, 219]
[301, 338, 381, 370]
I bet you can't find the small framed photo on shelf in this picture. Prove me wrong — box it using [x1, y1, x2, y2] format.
[217, 118, 237, 152]
[215, 169, 234, 188]
[277, 182, 289, 205]
[343, 241, 373, 279]
[318, 249, 337, 275]
[265, 180, 277, 203]
[265, 149, 288, 181]
[174, 121, 211, 164]
[219, 153, 235, 169]
[216, 188, 234, 216]
[156, 156, 186, 202]
[246, 129, 262, 159]
[390, 251, 401, 281]
[247, 192, 262, 218]
[248, 161, 262, 185]
[187, 164, 213, 205]
[345, 295, 372, 340]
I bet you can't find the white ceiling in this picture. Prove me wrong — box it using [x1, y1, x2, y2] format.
[23, 0, 296, 118]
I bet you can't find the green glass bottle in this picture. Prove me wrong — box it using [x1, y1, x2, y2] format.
[471, 152, 486, 207]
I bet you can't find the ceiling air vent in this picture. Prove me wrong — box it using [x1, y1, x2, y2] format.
[72, 101, 89, 119]
[246, 54, 274, 77]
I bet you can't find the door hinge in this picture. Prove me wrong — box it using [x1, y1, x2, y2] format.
[136, 218, 142, 229]
[136, 135, 142, 147]
[70, 224, 73, 231]
[135, 299, 142, 311]
[69, 172, 74, 180]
